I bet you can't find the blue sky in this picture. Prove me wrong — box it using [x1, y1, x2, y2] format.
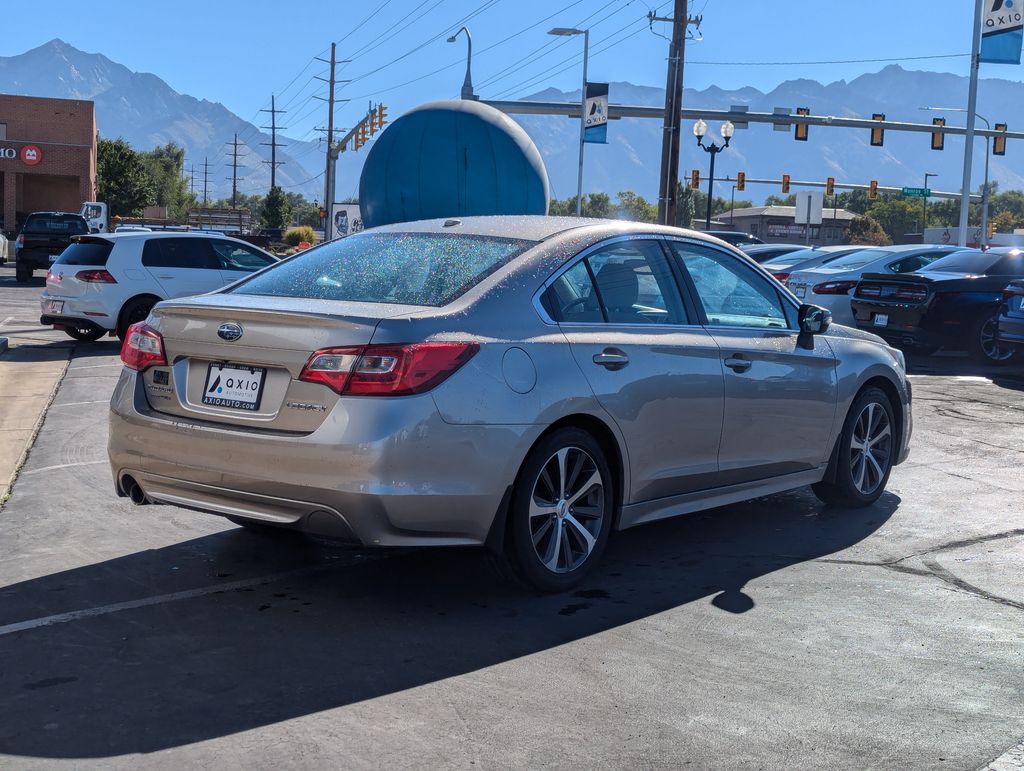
[0, 0, 1011, 144]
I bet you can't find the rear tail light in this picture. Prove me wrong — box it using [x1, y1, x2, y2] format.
[300, 342, 479, 396]
[75, 269, 117, 283]
[857, 284, 882, 297]
[16, 234, 23, 247]
[772, 272, 790, 283]
[812, 280, 858, 295]
[120, 322, 167, 371]
[893, 286, 928, 301]
[1003, 286, 1024, 302]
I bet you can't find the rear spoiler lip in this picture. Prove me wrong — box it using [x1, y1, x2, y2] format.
[858, 272, 934, 284]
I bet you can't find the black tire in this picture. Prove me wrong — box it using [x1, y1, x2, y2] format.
[117, 296, 158, 340]
[500, 427, 614, 593]
[63, 325, 106, 342]
[969, 313, 1015, 365]
[812, 386, 896, 508]
[15, 263, 31, 283]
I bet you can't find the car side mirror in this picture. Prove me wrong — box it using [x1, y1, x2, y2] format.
[799, 303, 831, 335]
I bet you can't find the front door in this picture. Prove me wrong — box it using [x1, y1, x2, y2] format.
[543, 238, 725, 502]
[666, 240, 838, 484]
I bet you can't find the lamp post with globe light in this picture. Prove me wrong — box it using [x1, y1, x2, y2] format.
[693, 119, 735, 229]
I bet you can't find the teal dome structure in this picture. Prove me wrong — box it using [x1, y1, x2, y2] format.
[359, 100, 550, 228]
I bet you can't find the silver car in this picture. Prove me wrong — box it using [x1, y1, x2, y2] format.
[109, 216, 912, 592]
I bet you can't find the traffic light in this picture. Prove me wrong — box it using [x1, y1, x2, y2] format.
[377, 104, 388, 130]
[367, 106, 379, 136]
[794, 107, 810, 141]
[736, 171, 746, 192]
[781, 174, 790, 194]
[870, 113, 885, 147]
[825, 176, 835, 196]
[691, 169, 700, 189]
[931, 117, 946, 151]
[869, 180, 878, 200]
[354, 122, 366, 150]
[318, 208, 326, 220]
[994, 122, 1007, 156]
[989, 220, 997, 239]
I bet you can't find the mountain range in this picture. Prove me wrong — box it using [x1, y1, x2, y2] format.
[2, 39, 1023, 205]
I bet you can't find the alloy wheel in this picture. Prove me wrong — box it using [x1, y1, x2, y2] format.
[849, 402, 892, 495]
[529, 446, 605, 574]
[979, 317, 1014, 362]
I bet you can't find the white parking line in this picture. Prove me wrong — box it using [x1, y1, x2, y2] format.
[0, 566, 325, 638]
[67, 363, 122, 371]
[986, 737, 1024, 770]
[20, 460, 107, 476]
[49, 400, 110, 408]
[0, 316, 13, 327]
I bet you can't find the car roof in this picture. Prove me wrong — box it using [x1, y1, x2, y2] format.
[97, 231, 242, 241]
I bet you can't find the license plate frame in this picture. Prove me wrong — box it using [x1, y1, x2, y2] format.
[44, 299, 64, 314]
[873, 313, 889, 327]
[201, 363, 266, 412]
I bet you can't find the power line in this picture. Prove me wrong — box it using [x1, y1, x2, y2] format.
[260, 95, 287, 189]
[225, 133, 248, 208]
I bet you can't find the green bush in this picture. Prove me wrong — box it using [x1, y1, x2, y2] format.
[284, 225, 317, 246]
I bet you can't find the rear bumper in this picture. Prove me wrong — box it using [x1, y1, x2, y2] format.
[40, 291, 117, 332]
[107, 369, 540, 547]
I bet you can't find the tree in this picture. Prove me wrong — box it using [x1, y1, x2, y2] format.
[548, 193, 612, 218]
[865, 198, 922, 243]
[847, 216, 891, 246]
[764, 194, 797, 207]
[991, 210, 1016, 234]
[140, 143, 194, 219]
[676, 185, 696, 228]
[97, 138, 156, 217]
[834, 189, 871, 215]
[615, 191, 657, 222]
[286, 191, 321, 228]
[260, 186, 293, 229]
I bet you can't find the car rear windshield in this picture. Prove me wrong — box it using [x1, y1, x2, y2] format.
[53, 240, 114, 266]
[229, 231, 535, 306]
[24, 214, 89, 235]
[820, 248, 894, 271]
[923, 250, 1015, 275]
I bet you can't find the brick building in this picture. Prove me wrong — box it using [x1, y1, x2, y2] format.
[0, 94, 96, 235]
[709, 205, 858, 246]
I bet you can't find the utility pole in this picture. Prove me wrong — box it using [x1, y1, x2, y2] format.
[260, 94, 287, 189]
[319, 44, 337, 232]
[958, 0, 984, 246]
[653, 1, 701, 226]
[225, 133, 246, 209]
[187, 163, 196, 196]
[200, 157, 210, 205]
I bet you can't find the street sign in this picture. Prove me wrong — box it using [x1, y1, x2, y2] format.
[902, 187, 931, 198]
[795, 190, 824, 226]
[583, 82, 608, 144]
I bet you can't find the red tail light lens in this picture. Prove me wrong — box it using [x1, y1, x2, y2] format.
[812, 280, 858, 295]
[772, 272, 790, 283]
[1003, 286, 1024, 301]
[893, 286, 928, 301]
[857, 284, 882, 297]
[120, 322, 167, 371]
[75, 269, 117, 283]
[300, 342, 479, 396]
[16, 234, 24, 247]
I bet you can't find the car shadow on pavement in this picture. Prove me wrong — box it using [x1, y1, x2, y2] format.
[0, 489, 898, 759]
[906, 352, 1024, 385]
[2, 339, 121, 362]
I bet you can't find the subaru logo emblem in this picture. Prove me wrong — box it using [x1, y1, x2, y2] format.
[217, 322, 243, 342]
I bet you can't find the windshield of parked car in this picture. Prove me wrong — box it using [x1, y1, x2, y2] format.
[229, 231, 535, 306]
[921, 250, 1007, 275]
[821, 248, 899, 271]
[23, 214, 89, 235]
[761, 248, 822, 265]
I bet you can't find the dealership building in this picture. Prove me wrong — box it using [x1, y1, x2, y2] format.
[0, 93, 97, 235]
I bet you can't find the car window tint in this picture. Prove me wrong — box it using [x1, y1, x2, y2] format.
[823, 248, 895, 270]
[586, 241, 685, 324]
[887, 254, 944, 273]
[141, 238, 219, 269]
[53, 241, 113, 266]
[543, 260, 603, 323]
[919, 250, 996, 274]
[210, 240, 276, 271]
[230, 232, 534, 306]
[670, 243, 789, 329]
[24, 214, 88, 235]
[990, 254, 1024, 275]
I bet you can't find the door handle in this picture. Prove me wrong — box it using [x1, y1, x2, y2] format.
[724, 355, 752, 373]
[157, 275, 175, 279]
[593, 348, 629, 370]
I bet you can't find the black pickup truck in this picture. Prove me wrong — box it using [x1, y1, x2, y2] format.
[15, 212, 90, 282]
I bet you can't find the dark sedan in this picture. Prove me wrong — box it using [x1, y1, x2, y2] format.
[996, 278, 1024, 351]
[740, 243, 807, 264]
[851, 247, 1024, 363]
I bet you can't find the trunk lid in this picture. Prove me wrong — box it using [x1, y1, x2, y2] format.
[141, 294, 417, 432]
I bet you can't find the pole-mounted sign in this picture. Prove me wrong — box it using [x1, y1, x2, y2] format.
[981, 0, 1024, 63]
[583, 82, 608, 144]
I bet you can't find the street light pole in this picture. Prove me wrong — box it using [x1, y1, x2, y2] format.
[693, 119, 734, 229]
[958, 0, 984, 247]
[447, 27, 477, 101]
[549, 27, 589, 216]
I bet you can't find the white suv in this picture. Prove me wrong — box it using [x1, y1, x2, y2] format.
[40, 232, 278, 341]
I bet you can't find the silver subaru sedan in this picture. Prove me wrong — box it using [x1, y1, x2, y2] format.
[108, 216, 911, 592]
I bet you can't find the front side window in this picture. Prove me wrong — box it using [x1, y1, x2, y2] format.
[141, 238, 219, 269]
[210, 240, 277, 271]
[669, 243, 789, 329]
[230, 231, 533, 306]
[543, 240, 685, 324]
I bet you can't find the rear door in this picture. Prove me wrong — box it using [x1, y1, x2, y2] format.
[209, 238, 278, 284]
[667, 240, 838, 483]
[141, 237, 226, 297]
[543, 237, 725, 502]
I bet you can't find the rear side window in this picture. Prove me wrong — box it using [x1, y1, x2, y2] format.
[142, 238, 219, 269]
[887, 253, 945, 273]
[230, 232, 534, 306]
[209, 239, 277, 272]
[53, 241, 113, 266]
[24, 214, 88, 235]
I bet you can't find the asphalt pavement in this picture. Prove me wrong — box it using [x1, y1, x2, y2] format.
[0, 267, 1022, 769]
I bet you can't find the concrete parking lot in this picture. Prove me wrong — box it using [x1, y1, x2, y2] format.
[0, 263, 1022, 769]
